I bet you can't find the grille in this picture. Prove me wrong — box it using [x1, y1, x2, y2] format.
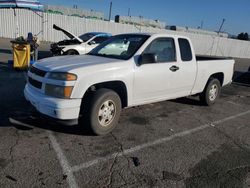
[29, 66, 47, 77]
[28, 77, 42, 89]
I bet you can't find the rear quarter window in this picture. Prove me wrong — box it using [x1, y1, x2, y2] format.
[178, 38, 193, 61]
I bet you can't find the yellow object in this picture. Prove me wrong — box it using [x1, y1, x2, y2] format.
[64, 86, 74, 98]
[13, 43, 30, 69]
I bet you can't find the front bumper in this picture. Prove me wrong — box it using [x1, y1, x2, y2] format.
[24, 84, 82, 121]
[50, 43, 64, 55]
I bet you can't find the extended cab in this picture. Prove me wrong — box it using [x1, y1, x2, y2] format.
[24, 33, 235, 135]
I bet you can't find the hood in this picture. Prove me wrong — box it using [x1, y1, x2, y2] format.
[53, 24, 83, 43]
[34, 55, 123, 72]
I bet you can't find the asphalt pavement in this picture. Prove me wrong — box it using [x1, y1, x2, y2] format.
[0, 38, 250, 188]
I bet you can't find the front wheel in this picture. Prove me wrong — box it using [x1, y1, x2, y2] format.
[200, 78, 221, 106]
[64, 49, 79, 55]
[87, 89, 122, 135]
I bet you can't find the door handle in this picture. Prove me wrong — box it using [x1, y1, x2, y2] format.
[169, 66, 179, 72]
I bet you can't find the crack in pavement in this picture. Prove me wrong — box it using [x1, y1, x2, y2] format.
[3, 129, 20, 184]
[109, 132, 146, 187]
[104, 152, 118, 187]
[8, 128, 20, 168]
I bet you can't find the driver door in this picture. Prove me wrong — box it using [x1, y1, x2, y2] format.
[133, 37, 180, 104]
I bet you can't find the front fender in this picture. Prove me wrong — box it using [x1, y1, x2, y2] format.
[70, 65, 133, 106]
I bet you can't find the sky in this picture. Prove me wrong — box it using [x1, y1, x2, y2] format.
[39, 0, 250, 35]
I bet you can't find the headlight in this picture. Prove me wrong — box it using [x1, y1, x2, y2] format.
[45, 84, 73, 98]
[48, 72, 77, 81]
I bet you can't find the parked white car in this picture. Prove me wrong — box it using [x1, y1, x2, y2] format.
[25, 33, 235, 135]
[50, 24, 111, 55]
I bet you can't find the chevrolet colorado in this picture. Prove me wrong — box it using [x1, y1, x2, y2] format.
[24, 33, 235, 135]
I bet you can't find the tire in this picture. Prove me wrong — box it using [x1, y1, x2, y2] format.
[87, 89, 122, 135]
[200, 78, 221, 106]
[65, 50, 79, 55]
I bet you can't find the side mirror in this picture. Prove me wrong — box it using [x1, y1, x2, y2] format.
[88, 40, 96, 45]
[138, 53, 158, 65]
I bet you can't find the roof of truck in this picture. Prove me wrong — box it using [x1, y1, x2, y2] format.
[114, 32, 189, 39]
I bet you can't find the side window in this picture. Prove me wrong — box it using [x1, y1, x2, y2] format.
[92, 36, 109, 44]
[178, 38, 193, 61]
[143, 38, 176, 63]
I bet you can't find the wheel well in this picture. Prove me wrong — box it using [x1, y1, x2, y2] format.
[64, 49, 79, 55]
[209, 72, 224, 86]
[82, 81, 128, 108]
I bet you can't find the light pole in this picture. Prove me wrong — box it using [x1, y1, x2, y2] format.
[108, 1, 112, 21]
[139, 15, 143, 32]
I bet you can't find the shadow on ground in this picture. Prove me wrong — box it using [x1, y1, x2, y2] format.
[171, 97, 203, 106]
[5, 114, 95, 136]
[0, 63, 93, 136]
[233, 71, 250, 86]
[185, 144, 250, 188]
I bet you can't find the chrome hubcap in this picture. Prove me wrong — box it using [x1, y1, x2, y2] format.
[209, 84, 218, 101]
[98, 100, 116, 127]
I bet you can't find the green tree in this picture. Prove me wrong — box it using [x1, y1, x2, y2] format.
[237, 32, 249, 40]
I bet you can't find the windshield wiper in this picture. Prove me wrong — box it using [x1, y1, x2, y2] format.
[99, 54, 123, 59]
[87, 53, 125, 60]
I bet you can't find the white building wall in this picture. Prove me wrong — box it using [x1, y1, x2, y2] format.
[1, 9, 250, 58]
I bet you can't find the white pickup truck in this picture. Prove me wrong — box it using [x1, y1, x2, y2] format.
[24, 33, 235, 135]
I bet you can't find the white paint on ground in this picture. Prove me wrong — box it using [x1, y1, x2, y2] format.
[9, 110, 250, 188]
[227, 101, 242, 106]
[9, 118, 33, 126]
[48, 131, 79, 188]
[9, 118, 79, 188]
[71, 110, 250, 173]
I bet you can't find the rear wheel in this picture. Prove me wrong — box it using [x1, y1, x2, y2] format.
[200, 78, 221, 106]
[87, 89, 122, 135]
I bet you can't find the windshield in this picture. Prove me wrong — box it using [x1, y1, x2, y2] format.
[88, 34, 150, 60]
[79, 33, 95, 42]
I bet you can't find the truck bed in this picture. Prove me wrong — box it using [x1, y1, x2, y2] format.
[191, 57, 235, 95]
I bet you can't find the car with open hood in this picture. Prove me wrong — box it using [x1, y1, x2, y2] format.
[50, 24, 111, 55]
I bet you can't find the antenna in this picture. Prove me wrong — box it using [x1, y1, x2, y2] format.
[218, 18, 226, 33]
[108, 1, 112, 21]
